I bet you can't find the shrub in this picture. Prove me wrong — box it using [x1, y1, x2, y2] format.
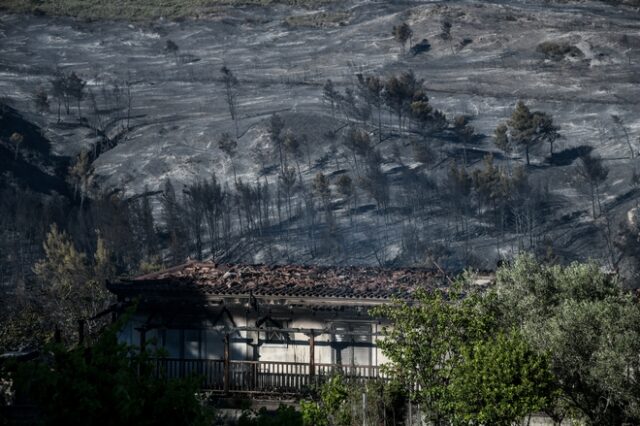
[536, 41, 584, 60]
[239, 404, 302, 426]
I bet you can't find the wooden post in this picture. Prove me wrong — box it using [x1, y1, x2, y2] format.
[362, 391, 367, 426]
[309, 331, 315, 383]
[78, 319, 85, 346]
[223, 332, 230, 394]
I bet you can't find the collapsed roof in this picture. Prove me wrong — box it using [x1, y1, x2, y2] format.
[108, 261, 484, 304]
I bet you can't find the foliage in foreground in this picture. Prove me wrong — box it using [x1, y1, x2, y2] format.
[375, 254, 640, 425]
[492, 254, 640, 425]
[300, 375, 405, 426]
[373, 282, 556, 425]
[1, 224, 114, 352]
[448, 330, 556, 426]
[239, 404, 303, 426]
[3, 322, 212, 426]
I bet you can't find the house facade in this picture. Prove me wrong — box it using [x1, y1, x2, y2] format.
[107, 262, 449, 395]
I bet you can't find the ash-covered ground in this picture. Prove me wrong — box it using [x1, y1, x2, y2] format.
[1, 0, 640, 270]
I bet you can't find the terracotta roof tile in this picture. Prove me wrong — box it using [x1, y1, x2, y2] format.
[109, 261, 451, 301]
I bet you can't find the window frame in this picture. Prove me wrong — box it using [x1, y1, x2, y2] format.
[330, 322, 373, 366]
[259, 318, 290, 348]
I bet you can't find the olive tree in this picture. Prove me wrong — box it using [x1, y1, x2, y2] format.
[492, 254, 640, 425]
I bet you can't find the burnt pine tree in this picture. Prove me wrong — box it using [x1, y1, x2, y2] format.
[66, 72, 86, 117]
[184, 181, 208, 260]
[218, 132, 238, 183]
[201, 174, 225, 256]
[343, 127, 372, 172]
[283, 129, 303, 176]
[360, 150, 389, 211]
[392, 22, 413, 53]
[357, 74, 384, 142]
[139, 189, 158, 259]
[323, 79, 339, 118]
[50, 72, 68, 121]
[161, 180, 188, 265]
[279, 166, 297, 220]
[165, 39, 179, 59]
[441, 19, 454, 54]
[269, 113, 286, 173]
[494, 123, 511, 157]
[575, 153, 609, 218]
[33, 87, 50, 114]
[221, 65, 240, 137]
[507, 101, 537, 165]
[9, 132, 24, 160]
[503, 101, 560, 165]
[312, 172, 332, 213]
[532, 112, 561, 157]
[384, 71, 424, 131]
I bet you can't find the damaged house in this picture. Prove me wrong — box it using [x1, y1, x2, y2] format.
[107, 261, 456, 395]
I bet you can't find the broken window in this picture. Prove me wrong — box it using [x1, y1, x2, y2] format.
[331, 323, 372, 366]
[258, 318, 290, 346]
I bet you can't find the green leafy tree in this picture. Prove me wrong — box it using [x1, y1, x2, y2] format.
[448, 330, 557, 426]
[492, 254, 640, 425]
[300, 376, 401, 426]
[373, 285, 495, 421]
[500, 101, 560, 165]
[301, 376, 350, 426]
[33, 224, 111, 344]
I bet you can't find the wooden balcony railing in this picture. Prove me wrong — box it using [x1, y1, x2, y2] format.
[152, 358, 387, 394]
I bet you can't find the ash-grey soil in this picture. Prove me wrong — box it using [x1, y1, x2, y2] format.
[2, 0, 640, 268]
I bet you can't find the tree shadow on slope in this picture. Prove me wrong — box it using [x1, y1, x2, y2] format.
[547, 145, 593, 166]
[0, 103, 52, 155]
[0, 103, 72, 196]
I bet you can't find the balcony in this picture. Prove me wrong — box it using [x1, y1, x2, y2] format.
[152, 358, 386, 395]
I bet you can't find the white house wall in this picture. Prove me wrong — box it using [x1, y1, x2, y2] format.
[118, 304, 389, 367]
